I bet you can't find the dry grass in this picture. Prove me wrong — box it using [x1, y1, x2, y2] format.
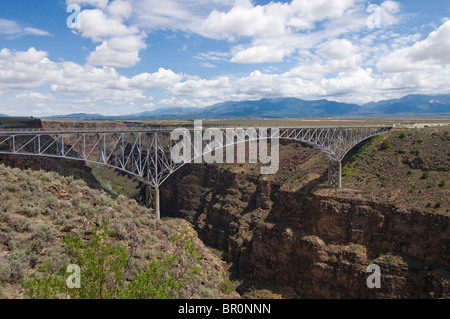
[319, 126, 450, 214]
[0, 164, 232, 299]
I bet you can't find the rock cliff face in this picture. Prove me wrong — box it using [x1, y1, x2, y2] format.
[0, 117, 41, 129]
[41, 120, 129, 131]
[161, 149, 450, 299]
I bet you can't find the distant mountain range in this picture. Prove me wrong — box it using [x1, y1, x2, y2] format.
[358, 94, 450, 115]
[45, 94, 450, 120]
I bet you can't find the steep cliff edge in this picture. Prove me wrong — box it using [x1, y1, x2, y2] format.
[161, 127, 450, 298]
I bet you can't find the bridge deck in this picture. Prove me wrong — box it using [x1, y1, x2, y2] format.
[0, 125, 393, 134]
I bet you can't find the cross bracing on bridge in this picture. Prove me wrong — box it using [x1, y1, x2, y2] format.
[0, 125, 392, 218]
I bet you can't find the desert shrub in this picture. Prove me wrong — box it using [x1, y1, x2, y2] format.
[37, 171, 53, 182]
[42, 193, 59, 207]
[71, 196, 82, 208]
[28, 180, 43, 192]
[77, 203, 95, 218]
[0, 260, 9, 283]
[55, 211, 75, 228]
[0, 200, 13, 213]
[4, 183, 19, 193]
[65, 176, 74, 183]
[380, 139, 391, 150]
[197, 285, 220, 299]
[137, 215, 153, 227]
[21, 190, 34, 201]
[41, 207, 53, 217]
[160, 223, 172, 236]
[109, 223, 127, 241]
[94, 193, 114, 208]
[439, 180, 446, 187]
[40, 251, 69, 274]
[29, 224, 56, 254]
[293, 171, 305, 181]
[136, 205, 150, 216]
[21, 222, 191, 299]
[20, 205, 40, 218]
[421, 171, 430, 180]
[7, 216, 32, 233]
[118, 209, 133, 219]
[117, 194, 128, 204]
[141, 231, 158, 245]
[71, 179, 87, 188]
[21, 222, 128, 299]
[76, 184, 94, 196]
[146, 218, 161, 230]
[0, 192, 12, 201]
[7, 249, 29, 283]
[219, 278, 236, 295]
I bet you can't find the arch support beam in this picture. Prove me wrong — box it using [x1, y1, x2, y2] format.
[328, 160, 342, 189]
[146, 186, 161, 219]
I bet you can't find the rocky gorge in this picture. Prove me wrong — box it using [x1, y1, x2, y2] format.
[160, 131, 450, 299]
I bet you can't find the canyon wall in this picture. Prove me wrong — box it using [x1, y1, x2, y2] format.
[161, 163, 450, 299]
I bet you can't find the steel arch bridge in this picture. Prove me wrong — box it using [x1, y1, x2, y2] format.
[0, 125, 393, 218]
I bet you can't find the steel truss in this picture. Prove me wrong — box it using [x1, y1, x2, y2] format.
[0, 126, 392, 218]
[0, 126, 392, 190]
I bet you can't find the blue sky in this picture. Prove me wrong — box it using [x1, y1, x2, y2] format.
[0, 0, 449, 116]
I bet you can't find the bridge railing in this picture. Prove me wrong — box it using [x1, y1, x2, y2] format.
[0, 125, 394, 134]
[0, 127, 184, 133]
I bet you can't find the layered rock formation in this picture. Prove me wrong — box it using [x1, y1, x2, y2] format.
[161, 141, 450, 299]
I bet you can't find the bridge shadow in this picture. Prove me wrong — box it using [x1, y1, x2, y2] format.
[341, 136, 375, 164]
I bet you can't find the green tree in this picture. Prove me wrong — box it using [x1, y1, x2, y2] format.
[62, 222, 129, 299]
[21, 222, 196, 299]
[121, 256, 184, 299]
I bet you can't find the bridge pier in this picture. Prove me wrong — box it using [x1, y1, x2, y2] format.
[146, 186, 161, 220]
[328, 160, 342, 189]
